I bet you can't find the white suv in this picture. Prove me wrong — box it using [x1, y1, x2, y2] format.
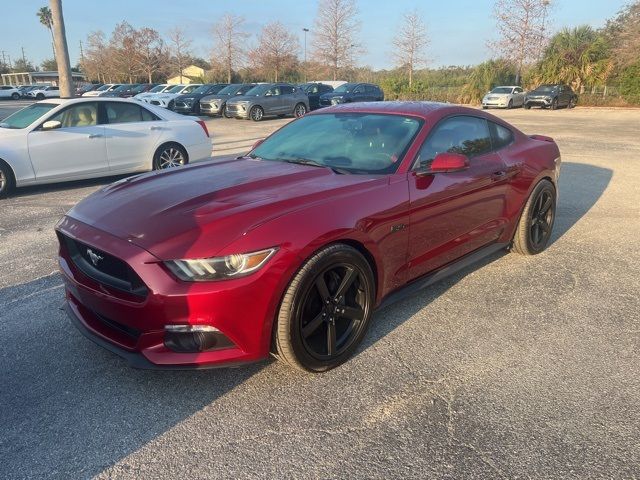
[27, 86, 60, 100]
[0, 85, 21, 100]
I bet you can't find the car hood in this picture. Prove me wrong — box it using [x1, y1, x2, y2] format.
[201, 94, 230, 102]
[528, 91, 554, 96]
[175, 93, 205, 101]
[67, 159, 381, 259]
[485, 92, 510, 97]
[227, 95, 259, 104]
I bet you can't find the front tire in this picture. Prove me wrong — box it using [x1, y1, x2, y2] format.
[250, 106, 264, 121]
[153, 143, 188, 170]
[11, 92, 19, 100]
[222, 103, 232, 118]
[294, 102, 307, 118]
[507, 99, 513, 109]
[550, 98, 558, 110]
[524, 103, 531, 110]
[36, 93, 45, 100]
[274, 244, 375, 372]
[511, 179, 556, 255]
[0, 161, 16, 199]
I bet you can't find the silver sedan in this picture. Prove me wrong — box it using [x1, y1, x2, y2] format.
[482, 86, 525, 109]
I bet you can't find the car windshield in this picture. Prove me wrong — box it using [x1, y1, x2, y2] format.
[181, 85, 200, 94]
[491, 87, 513, 94]
[167, 85, 185, 93]
[148, 85, 166, 93]
[0, 103, 57, 129]
[250, 113, 423, 175]
[130, 84, 148, 93]
[244, 84, 271, 96]
[536, 85, 558, 92]
[96, 85, 112, 91]
[112, 84, 134, 92]
[216, 84, 241, 95]
[333, 83, 356, 93]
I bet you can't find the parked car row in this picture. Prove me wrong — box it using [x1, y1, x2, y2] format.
[483, 84, 578, 110]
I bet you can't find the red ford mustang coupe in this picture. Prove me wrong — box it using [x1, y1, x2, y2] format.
[56, 102, 561, 372]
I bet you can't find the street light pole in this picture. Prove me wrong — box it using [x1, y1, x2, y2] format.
[303, 28, 309, 83]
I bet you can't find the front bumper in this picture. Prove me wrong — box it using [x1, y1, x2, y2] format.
[172, 101, 197, 114]
[56, 216, 282, 369]
[200, 102, 223, 116]
[226, 103, 250, 118]
[525, 97, 551, 107]
[482, 97, 509, 108]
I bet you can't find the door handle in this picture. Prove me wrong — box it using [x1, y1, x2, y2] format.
[88, 134, 103, 138]
[491, 171, 507, 180]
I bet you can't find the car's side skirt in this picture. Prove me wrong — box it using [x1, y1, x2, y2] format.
[377, 242, 509, 310]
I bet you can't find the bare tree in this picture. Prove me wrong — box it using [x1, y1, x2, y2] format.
[135, 27, 165, 83]
[212, 14, 249, 84]
[489, 0, 552, 84]
[312, 0, 361, 80]
[49, 0, 73, 97]
[82, 31, 110, 82]
[109, 22, 141, 83]
[168, 27, 192, 83]
[393, 10, 429, 88]
[249, 22, 299, 81]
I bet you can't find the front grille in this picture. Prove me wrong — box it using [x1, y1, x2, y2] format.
[59, 233, 148, 298]
[95, 311, 141, 341]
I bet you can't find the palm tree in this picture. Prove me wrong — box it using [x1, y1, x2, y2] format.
[535, 26, 613, 92]
[37, 6, 56, 57]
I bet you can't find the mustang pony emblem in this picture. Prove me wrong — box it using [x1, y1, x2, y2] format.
[86, 248, 103, 266]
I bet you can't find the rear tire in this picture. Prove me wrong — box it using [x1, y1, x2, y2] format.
[511, 179, 556, 255]
[274, 244, 375, 372]
[294, 102, 307, 118]
[569, 97, 577, 109]
[0, 161, 16, 199]
[152, 143, 188, 170]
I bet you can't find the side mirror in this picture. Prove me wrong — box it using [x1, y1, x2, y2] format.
[417, 152, 469, 176]
[41, 120, 62, 131]
[251, 138, 265, 150]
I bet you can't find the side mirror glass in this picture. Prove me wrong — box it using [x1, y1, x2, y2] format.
[41, 120, 62, 131]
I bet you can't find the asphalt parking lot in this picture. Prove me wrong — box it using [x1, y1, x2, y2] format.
[1, 104, 639, 479]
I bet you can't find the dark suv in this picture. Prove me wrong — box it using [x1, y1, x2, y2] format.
[172, 84, 229, 115]
[319, 83, 384, 107]
[298, 82, 334, 110]
[524, 84, 578, 110]
[199, 83, 257, 117]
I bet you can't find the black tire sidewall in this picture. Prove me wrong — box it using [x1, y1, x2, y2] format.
[250, 106, 263, 121]
[153, 143, 188, 170]
[0, 162, 16, 199]
[522, 180, 556, 254]
[281, 246, 375, 372]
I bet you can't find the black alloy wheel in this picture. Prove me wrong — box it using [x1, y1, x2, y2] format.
[222, 104, 232, 118]
[512, 179, 556, 255]
[274, 244, 375, 372]
[294, 103, 307, 118]
[11, 92, 19, 100]
[0, 162, 15, 199]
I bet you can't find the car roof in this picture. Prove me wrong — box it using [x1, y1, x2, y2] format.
[308, 101, 493, 120]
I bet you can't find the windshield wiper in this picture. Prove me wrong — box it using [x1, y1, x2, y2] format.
[281, 158, 349, 175]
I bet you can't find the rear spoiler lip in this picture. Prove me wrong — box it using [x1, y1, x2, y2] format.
[529, 134, 556, 143]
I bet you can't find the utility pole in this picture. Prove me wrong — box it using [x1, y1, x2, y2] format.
[21, 47, 27, 65]
[79, 40, 84, 64]
[303, 28, 309, 83]
[49, 0, 74, 97]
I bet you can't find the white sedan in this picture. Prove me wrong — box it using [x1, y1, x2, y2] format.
[0, 97, 212, 198]
[482, 86, 525, 109]
[141, 84, 202, 108]
[82, 84, 122, 97]
[26, 86, 60, 100]
[0, 85, 22, 100]
[133, 84, 174, 101]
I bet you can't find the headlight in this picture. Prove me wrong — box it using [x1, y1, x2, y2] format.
[331, 97, 343, 105]
[164, 247, 277, 281]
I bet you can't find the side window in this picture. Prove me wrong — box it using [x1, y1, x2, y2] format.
[49, 102, 98, 128]
[489, 121, 514, 150]
[515, 87, 523, 94]
[106, 102, 151, 124]
[353, 85, 364, 94]
[280, 85, 294, 95]
[309, 85, 319, 94]
[141, 107, 160, 122]
[414, 116, 492, 169]
[50, 87, 59, 91]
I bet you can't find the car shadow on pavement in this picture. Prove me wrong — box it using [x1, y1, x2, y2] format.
[358, 161, 613, 357]
[0, 274, 268, 479]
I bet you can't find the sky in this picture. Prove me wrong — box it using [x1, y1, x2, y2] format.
[3, 0, 630, 71]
